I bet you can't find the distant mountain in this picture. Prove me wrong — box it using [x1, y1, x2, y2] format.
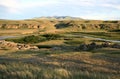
[33, 16, 83, 20]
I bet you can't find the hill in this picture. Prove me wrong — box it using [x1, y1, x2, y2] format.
[33, 16, 83, 20]
[0, 17, 120, 32]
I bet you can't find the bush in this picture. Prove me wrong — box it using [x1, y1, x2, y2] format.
[84, 21, 90, 23]
[42, 34, 62, 40]
[6, 35, 46, 44]
[109, 29, 120, 32]
[23, 35, 46, 43]
[103, 21, 118, 23]
[6, 34, 62, 44]
[37, 45, 52, 48]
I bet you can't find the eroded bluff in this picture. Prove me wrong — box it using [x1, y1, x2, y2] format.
[0, 20, 120, 30]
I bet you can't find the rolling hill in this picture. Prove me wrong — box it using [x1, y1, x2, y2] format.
[0, 16, 120, 32]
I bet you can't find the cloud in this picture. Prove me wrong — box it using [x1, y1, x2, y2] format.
[0, 0, 21, 13]
[0, 5, 8, 17]
[58, 0, 94, 6]
[1, 0, 119, 13]
[64, 0, 120, 10]
[0, 0, 58, 14]
[102, 3, 120, 10]
[20, 0, 58, 8]
[0, 0, 120, 20]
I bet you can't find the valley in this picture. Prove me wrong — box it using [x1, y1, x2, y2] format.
[0, 18, 120, 79]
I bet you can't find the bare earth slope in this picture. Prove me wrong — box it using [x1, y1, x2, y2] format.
[0, 19, 120, 31]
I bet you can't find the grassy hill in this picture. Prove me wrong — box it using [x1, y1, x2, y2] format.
[0, 17, 120, 79]
[0, 18, 120, 31]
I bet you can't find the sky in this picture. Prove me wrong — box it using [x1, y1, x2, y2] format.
[0, 0, 120, 20]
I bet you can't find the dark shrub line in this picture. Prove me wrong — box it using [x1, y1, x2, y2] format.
[6, 34, 62, 44]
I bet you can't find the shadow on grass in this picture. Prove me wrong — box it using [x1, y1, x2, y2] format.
[0, 49, 114, 79]
[92, 48, 120, 54]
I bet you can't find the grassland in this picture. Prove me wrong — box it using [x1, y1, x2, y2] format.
[0, 32, 120, 79]
[0, 29, 38, 36]
[0, 47, 120, 79]
[0, 19, 120, 79]
[69, 31, 120, 41]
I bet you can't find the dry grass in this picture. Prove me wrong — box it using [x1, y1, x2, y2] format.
[0, 47, 120, 79]
[0, 27, 120, 79]
[36, 40, 65, 45]
[0, 29, 37, 36]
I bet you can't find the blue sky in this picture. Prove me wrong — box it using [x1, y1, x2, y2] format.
[0, 0, 120, 20]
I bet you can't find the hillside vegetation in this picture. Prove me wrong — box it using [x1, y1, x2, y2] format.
[0, 18, 120, 79]
[0, 19, 120, 32]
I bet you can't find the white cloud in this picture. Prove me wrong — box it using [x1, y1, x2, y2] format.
[81, 15, 120, 20]
[0, 0, 58, 14]
[64, 0, 120, 9]
[58, 0, 94, 6]
[102, 3, 120, 10]
[80, 15, 107, 20]
[1, 0, 119, 14]
[20, 0, 58, 8]
[0, 0, 120, 20]
[0, 0, 21, 13]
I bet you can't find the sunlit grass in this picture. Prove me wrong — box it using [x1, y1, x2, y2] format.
[0, 30, 120, 79]
[0, 61, 111, 79]
[0, 48, 120, 79]
[0, 29, 37, 36]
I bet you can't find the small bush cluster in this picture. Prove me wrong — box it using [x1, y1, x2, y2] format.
[6, 35, 46, 44]
[76, 42, 120, 51]
[6, 34, 62, 44]
[42, 34, 62, 40]
[109, 29, 120, 32]
[37, 45, 52, 49]
[103, 21, 118, 23]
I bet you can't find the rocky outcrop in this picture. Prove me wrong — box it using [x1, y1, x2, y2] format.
[76, 42, 120, 51]
[55, 22, 120, 30]
[0, 40, 38, 50]
[0, 20, 120, 30]
[0, 24, 41, 29]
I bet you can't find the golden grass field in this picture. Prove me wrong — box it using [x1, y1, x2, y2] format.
[0, 29, 38, 36]
[0, 31, 120, 79]
[0, 47, 120, 79]
[0, 19, 120, 79]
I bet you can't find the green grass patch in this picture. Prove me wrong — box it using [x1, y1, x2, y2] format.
[0, 61, 110, 79]
[74, 32, 120, 41]
[5, 34, 63, 44]
[64, 39, 84, 45]
[6, 35, 46, 44]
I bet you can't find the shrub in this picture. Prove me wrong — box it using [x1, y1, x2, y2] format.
[6, 34, 62, 44]
[103, 21, 118, 23]
[23, 35, 46, 43]
[6, 35, 46, 44]
[37, 45, 52, 49]
[84, 21, 90, 23]
[109, 29, 120, 32]
[42, 34, 62, 40]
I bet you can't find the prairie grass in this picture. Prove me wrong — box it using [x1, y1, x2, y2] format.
[0, 29, 37, 36]
[0, 59, 111, 79]
[0, 30, 120, 79]
[77, 32, 120, 40]
[0, 48, 120, 79]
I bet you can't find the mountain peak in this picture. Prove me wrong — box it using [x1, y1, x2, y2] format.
[33, 16, 83, 20]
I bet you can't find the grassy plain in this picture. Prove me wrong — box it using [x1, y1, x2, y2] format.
[0, 19, 120, 79]
[0, 29, 38, 36]
[0, 47, 120, 79]
[0, 30, 120, 79]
